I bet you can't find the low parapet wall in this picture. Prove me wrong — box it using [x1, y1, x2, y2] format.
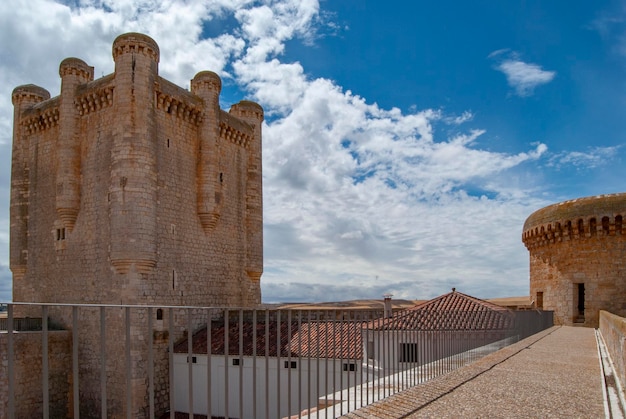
[599, 311, 626, 399]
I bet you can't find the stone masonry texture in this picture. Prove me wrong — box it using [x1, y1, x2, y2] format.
[10, 32, 263, 417]
[522, 193, 626, 327]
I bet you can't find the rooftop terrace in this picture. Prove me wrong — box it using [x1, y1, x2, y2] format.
[342, 326, 619, 418]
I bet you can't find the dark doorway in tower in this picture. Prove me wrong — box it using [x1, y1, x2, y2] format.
[575, 283, 585, 323]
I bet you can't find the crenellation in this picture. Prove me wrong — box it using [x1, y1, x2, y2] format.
[112, 32, 160, 63]
[59, 57, 94, 81]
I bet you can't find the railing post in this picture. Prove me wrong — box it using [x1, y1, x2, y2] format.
[8, 304, 15, 419]
[72, 306, 79, 419]
[187, 307, 193, 419]
[42, 305, 49, 419]
[168, 308, 175, 419]
[238, 309, 244, 418]
[252, 309, 257, 419]
[100, 306, 107, 418]
[148, 307, 155, 419]
[206, 309, 212, 418]
[224, 309, 229, 419]
[125, 306, 132, 419]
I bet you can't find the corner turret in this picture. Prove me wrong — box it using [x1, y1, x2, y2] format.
[56, 58, 94, 231]
[11, 85, 51, 282]
[230, 101, 264, 293]
[192, 71, 223, 232]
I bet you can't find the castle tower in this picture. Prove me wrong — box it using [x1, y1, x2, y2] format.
[522, 193, 626, 327]
[10, 32, 264, 416]
[10, 85, 51, 286]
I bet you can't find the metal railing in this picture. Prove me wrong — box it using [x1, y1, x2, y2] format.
[0, 303, 553, 419]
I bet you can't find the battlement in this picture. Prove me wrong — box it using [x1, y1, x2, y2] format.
[112, 32, 160, 63]
[12, 84, 50, 105]
[59, 57, 94, 81]
[522, 193, 626, 249]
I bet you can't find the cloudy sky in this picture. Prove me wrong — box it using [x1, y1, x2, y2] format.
[1, 0, 625, 303]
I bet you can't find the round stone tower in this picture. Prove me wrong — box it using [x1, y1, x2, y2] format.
[522, 193, 626, 327]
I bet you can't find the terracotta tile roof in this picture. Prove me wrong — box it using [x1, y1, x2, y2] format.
[287, 322, 363, 359]
[366, 290, 514, 331]
[174, 320, 364, 360]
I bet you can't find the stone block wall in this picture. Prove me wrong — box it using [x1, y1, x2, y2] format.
[0, 331, 71, 418]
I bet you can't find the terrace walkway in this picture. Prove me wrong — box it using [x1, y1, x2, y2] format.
[342, 326, 615, 418]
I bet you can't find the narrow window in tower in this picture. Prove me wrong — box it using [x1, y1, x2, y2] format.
[219, 172, 223, 183]
[167, 138, 170, 148]
[156, 308, 163, 320]
[172, 270, 176, 289]
[56, 228, 66, 241]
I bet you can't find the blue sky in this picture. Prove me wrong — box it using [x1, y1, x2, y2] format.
[0, 0, 625, 303]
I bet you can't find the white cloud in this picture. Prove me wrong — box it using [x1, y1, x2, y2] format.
[548, 146, 621, 169]
[0, 1, 606, 303]
[490, 51, 556, 97]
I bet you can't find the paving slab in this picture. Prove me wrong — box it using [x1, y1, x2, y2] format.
[341, 326, 605, 418]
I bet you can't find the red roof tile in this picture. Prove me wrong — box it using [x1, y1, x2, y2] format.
[174, 320, 364, 360]
[366, 290, 514, 331]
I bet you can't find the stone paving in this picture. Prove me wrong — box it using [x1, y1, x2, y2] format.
[341, 326, 606, 418]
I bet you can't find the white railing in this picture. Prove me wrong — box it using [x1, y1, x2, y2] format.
[0, 303, 553, 419]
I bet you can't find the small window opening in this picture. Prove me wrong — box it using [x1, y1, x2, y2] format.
[156, 309, 163, 320]
[536, 292, 543, 310]
[56, 228, 66, 241]
[172, 270, 176, 290]
[219, 172, 223, 183]
[343, 363, 357, 372]
[400, 343, 418, 363]
[232, 358, 243, 366]
[284, 360, 297, 369]
[617, 215, 623, 235]
[590, 218, 597, 236]
[167, 138, 170, 148]
[187, 356, 197, 363]
[577, 219, 585, 235]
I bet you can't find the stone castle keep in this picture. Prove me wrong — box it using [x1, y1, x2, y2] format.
[10, 32, 263, 416]
[11, 32, 263, 307]
[522, 193, 626, 327]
